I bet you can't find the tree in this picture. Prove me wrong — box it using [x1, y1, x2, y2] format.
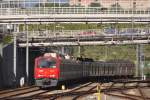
[2, 35, 12, 45]
[90, 3, 101, 7]
[110, 3, 123, 11]
[61, 3, 69, 7]
[35, 3, 70, 7]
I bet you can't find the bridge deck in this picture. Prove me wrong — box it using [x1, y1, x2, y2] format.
[0, 7, 150, 23]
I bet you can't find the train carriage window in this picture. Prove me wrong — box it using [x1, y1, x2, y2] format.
[107, 63, 111, 75]
[102, 63, 104, 75]
[104, 64, 105, 75]
[38, 58, 56, 68]
[111, 63, 113, 74]
[98, 63, 100, 75]
[109, 63, 111, 74]
[126, 65, 128, 74]
[120, 64, 122, 74]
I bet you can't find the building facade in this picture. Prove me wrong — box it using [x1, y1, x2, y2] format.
[69, 0, 150, 10]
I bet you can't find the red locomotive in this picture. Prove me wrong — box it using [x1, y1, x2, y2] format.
[34, 53, 87, 88]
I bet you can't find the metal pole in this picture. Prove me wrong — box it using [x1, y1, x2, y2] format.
[136, 44, 144, 78]
[136, 44, 140, 77]
[140, 45, 144, 79]
[25, 22, 29, 84]
[78, 45, 80, 57]
[13, 23, 17, 77]
[61, 47, 64, 55]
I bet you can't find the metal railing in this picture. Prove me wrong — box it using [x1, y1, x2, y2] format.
[16, 28, 150, 39]
[0, 7, 150, 15]
[17, 29, 102, 38]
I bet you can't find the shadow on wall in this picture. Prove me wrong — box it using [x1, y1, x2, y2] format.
[17, 47, 43, 86]
[0, 54, 3, 88]
[1, 43, 26, 88]
[29, 48, 42, 85]
[0, 43, 43, 89]
[2, 44, 16, 88]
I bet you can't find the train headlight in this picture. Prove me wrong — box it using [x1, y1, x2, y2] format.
[38, 74, 43, 77]
[50, 74, 55, 77]
[39, 70, 44, 72]
[52, 66, 56, 68]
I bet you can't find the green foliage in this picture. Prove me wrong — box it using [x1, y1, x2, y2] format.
[19, 23, 149, 31]
[35, 3, 70, 7]
[110, 3, 123, 11]
[19, 23, 102, 31]
[72, 45, 137, 62]
[2, 35, 12, 45]
[61, 3, 70, 7]
[145, 73, 150, 77]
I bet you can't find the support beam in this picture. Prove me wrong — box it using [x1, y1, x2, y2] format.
[18, 40, 150, 47]
[25, 22, 29, 84]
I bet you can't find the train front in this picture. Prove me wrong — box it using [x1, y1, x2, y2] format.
[34, 53, 59, 88]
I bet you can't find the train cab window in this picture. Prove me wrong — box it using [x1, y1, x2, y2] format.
[38, 58, 56, 68]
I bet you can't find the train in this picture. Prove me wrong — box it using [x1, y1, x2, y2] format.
[34, 53, 135, 88]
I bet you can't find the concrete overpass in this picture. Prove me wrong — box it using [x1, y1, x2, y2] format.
[0, 7, 150, 24]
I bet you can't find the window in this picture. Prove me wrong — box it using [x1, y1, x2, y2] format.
[38, 58, 56, 68]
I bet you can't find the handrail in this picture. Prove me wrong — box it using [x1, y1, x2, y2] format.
[0, 7, 149, 15]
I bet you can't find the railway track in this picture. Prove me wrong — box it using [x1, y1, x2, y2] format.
[0, 86, 36, 94]
[0, 86, 39, 100]
[104, 79, 150, 100]
[0, 82, 94, 100]
[0, 79, 150, 100]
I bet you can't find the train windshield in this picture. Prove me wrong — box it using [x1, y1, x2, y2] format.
[38, 58, 56, 68]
